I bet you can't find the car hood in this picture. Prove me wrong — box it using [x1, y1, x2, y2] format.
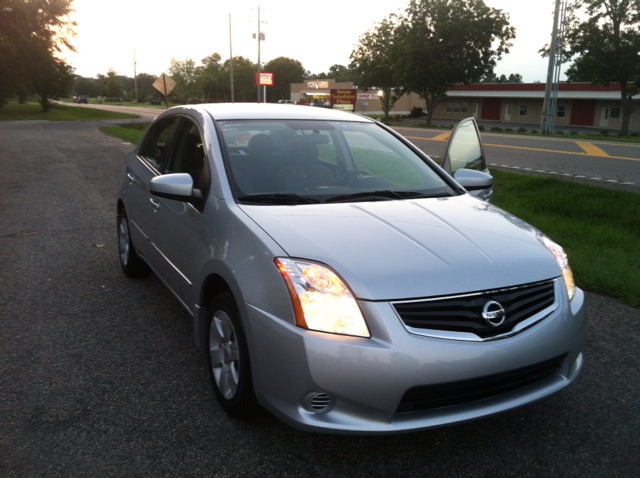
[238, 195, 561, 300]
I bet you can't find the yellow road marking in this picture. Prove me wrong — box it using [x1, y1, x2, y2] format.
[431, 132, 451, 141]
[576, 142, 610, 157]
[403, 135, 640, 162]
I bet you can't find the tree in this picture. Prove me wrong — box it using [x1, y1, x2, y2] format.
[350, 15, 406, 120]
[480, 71, 523, 83]
[168, 57, 201, 103]
[223, 56, 256, 102]
[560, 0, 640, 134]
[105, 68, 124, 98]
[199, 53, 225, 102]
[0, 0, 76, 110]
[263, 57, 306, 102]
[394, 0, 515, 125]
[30, 54, 75, 111]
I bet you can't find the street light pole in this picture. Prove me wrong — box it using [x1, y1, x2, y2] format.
[257, 5, 261, 103]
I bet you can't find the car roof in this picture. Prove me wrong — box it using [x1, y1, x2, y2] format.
[176, 103, 374, 123]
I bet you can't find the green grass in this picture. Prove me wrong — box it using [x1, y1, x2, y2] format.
[98, 122, 640, 308]
[492, 169, 640, 307]
[61, 98, 177, 109]
[0, 102, 139, 121]
[99, 122, 150, 143]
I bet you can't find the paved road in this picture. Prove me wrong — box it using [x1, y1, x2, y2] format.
[1, 119, 639, 477]
[393, 126, 640, 187]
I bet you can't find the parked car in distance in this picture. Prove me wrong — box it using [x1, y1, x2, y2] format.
[117, 103, 586, 434]
[74, 95, 88, 104]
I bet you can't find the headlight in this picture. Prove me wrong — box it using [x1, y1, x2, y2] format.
[275, 258, 370, 338]
[540, 235, 576, 301]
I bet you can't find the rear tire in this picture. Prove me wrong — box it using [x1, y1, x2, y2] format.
[207, 292, 257, 417]
[117, 209, 150, 278]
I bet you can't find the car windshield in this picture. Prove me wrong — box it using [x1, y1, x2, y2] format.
[217, 119, 457, 204]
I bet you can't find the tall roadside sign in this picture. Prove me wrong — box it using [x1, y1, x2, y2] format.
[152, 73, 177, 109]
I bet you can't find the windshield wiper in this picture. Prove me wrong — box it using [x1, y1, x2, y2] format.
[325, 190, 433, 203]
[238, 193, 321, 205]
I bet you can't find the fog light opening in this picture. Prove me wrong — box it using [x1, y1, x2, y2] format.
[303, 392, 334, 414]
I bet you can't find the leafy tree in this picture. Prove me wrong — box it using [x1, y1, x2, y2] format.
[30, 53, 75, 110]
[105, 68, 124, 98]
[350, 15, 406, 120]
[199, 53, 226, 102]
[394, 0, 515, 125]
[263, 57, 306, 102]
[223, 56, 257, 103]
[135, 73, 158, 102]
[560, 0, 640, 134]
[168, 57, 201, 103]
[0, 0, 76, 110]
[480, 71, 523, 83]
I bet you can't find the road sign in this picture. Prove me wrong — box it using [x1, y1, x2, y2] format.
[153, 74, 176, 96]
[256, 72, 274, 86]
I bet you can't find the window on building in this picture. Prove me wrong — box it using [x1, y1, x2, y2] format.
[611, 108, 620, 118]
[454, 102, 460, 113]
[519, 105, 528, 116]
[557, 105, 566, 118]
[446, 102, 452, 112]
[461, 103, 468, 113]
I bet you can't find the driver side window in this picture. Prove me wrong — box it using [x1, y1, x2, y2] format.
[142, 117, 177, 170]
[164, 119, 209, 193]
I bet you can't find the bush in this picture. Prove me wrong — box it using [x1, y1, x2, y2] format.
[490, 126, 503, 132]
[630, 132, 639, 137]
[478, 125, 485, 132]
[504, 128, 514, 133]
[600, 130, 610, 136]
[409, 106, 424, 118]
[616, 131, 628, 137]
[556, 130, 565, 135]
[570, 130, 580, 136]
[530, 129, 539, 134]
[517, 127, 527, 133]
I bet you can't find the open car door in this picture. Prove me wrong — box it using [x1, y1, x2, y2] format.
[441, 117, 493, 202]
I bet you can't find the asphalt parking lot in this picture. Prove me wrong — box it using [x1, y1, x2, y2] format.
[0, 119, 639, 477]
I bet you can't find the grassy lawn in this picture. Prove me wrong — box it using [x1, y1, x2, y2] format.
[100, 122, 640, 308]
[99, 123, 150, 143]
[492, 169, 640, 307]
[0, 102, 139, 121]
[61, 98, 177, 109]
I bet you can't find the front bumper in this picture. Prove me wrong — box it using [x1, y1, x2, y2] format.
[243, 285, 587, 435]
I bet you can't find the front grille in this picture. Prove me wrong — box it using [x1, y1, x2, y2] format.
[396, 354, 567, 413]
[393, 280, 556, 339]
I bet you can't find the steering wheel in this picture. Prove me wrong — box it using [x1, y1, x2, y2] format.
[338, 169, 373, 186]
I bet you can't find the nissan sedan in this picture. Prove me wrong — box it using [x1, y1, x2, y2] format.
[117, 103, 586, 434]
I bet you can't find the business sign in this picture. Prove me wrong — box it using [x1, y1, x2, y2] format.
[307, 81, 329, 89]
[256, 72, 274, 86]
[331, 89, 357, 105]
[357, 93, 379, 99]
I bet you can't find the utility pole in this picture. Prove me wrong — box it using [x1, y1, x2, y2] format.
[541, 0, 564, 135]
[133, 48, 138, 104]
[252, 6, 266, 103]
[229, 13, 234, 103]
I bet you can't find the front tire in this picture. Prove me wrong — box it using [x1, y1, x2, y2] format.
[117, 209, 150, 278]
[208, 292, 256, 417]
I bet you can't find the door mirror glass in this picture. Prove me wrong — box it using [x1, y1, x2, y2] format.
[442, 117, 486, 174]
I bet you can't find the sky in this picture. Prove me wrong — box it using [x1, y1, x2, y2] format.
[63, 0, 561, 83]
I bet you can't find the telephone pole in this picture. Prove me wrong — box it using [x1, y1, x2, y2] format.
[229, 13, 234, 103]
[252, 6, 266, 103]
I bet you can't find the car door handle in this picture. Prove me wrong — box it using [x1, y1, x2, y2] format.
[150, 198, 161, 211]
[127, 173, 135, 184]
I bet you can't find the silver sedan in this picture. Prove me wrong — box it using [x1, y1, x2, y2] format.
[117, 103, 586, 434]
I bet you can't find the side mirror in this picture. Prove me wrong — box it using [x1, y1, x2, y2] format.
[454, 169, 493, 202]
[441, 117, 486, 175]
[150, 173, 202, 204]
